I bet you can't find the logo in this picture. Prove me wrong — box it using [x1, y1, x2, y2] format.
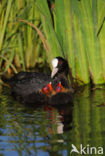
[70, 144, 103, 155]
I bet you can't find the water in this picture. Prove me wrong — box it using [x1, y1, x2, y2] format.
[0, 85, 105, 156]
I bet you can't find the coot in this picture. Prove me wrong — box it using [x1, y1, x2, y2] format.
[8, 57, 73, 104]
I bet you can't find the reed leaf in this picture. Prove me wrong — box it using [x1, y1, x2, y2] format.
[0, 55, 17, 74]
[36, 0, 63, 64]
[63, 0, 76, 78]
[18, 19, 49, 52]
[0, 0, 13, 51]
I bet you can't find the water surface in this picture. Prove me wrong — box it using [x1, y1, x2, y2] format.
[0, 85, 105, 156]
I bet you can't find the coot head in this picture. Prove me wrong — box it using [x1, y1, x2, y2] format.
[40, 57, 70, 96]
[51, 57, 69, 78]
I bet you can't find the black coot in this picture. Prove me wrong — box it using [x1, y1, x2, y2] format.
[9, 57, 73, 104]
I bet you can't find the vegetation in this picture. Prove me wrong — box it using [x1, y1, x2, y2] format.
[0, 0, 47, 74]
[0, 0, 105, 85]
[36, 0, 105, 85]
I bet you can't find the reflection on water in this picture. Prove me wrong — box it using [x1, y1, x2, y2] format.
[0, 86, 105, 155]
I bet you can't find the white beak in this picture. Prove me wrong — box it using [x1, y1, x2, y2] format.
[51, 67, 58, 78]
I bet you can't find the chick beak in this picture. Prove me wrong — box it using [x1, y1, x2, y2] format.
[51, 67, 58, 78]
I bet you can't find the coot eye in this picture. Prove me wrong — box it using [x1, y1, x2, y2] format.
[58, 61, 62, 65]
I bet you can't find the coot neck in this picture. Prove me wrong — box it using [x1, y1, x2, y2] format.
[52, 72, 70, 89]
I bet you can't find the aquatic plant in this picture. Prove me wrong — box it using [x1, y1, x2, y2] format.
[36, 0, 105, 85]
[0, 0, 105, 85]
[0, 0, 46, 74]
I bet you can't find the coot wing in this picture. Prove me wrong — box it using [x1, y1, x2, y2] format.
[9, 72, 52, 96]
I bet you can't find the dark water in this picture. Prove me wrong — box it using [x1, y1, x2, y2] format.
[0, 85, 105, 156]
